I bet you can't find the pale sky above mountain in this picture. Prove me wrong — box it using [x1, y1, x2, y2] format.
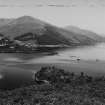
[0, 0, 105, 35]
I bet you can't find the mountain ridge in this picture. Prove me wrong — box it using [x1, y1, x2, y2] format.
[65, 25, 105, 42]
[0, 16, 104, 47]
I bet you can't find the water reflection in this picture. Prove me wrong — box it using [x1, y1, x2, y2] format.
[0, 69, 33, 90]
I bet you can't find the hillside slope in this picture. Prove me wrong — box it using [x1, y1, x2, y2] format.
[0, 16, 103, 46]
[65, 26, 105, 42]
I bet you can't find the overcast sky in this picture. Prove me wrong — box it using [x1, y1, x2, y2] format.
[0, 0, 105, 35]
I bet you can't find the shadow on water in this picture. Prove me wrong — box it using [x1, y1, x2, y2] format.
[0, 47, 60, 90]
[8, 47, 59, 60]
[0, 69, 34, 90]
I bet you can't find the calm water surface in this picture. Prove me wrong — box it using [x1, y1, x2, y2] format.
[0, 43, 105, 89]
[27, 43, 105, 63]
[58, 43, 105, 60]
[0, 43, 105, 63]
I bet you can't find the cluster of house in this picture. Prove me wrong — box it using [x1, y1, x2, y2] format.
[0, 36, 38, 52]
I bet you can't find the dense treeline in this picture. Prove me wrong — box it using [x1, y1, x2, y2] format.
[0, 66, 105, 104]
[0, 34, 64, 53]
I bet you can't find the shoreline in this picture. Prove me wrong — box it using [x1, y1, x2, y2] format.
[21, 59, 105, 76]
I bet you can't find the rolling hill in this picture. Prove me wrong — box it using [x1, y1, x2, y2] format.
[65, 26, 105, 42]
[0, 16, 104, 46]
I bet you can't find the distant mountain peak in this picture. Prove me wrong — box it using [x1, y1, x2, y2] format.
[16, 15, 36, 21]
[7, 15, 46, 26]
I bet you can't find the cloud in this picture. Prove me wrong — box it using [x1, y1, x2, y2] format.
[0, 4, 43, 8]
[0, 0, 105, 8]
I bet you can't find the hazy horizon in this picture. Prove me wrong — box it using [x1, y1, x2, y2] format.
[0, 0, 105, 35]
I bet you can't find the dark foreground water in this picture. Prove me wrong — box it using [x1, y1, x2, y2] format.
[0, 43, 105, 89]
[0, 69, 33, 90]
